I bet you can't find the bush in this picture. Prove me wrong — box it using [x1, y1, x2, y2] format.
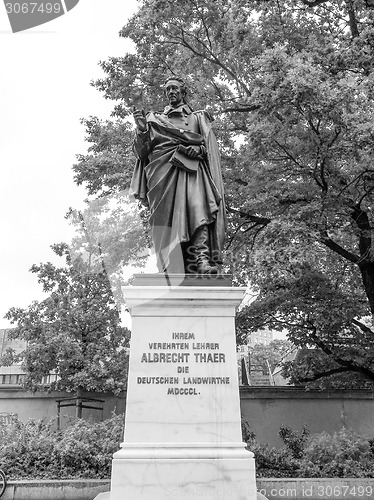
[246, 425, 374, 478]
[248, 441, 299, 478]
[278, 425, 310, 459]
[0, 414, 124, 479]
[298, 428, 374, 478]
[2, 417, 374, 480]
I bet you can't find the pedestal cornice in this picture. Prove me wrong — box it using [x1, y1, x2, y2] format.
[122, 286, 247, 317]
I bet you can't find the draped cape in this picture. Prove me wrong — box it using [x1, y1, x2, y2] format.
[130, 110, 226, 271]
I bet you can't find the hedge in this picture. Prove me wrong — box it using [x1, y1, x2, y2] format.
[1, 415, 374, 479]
[248, 425, 374, 478]
[0, 414, 123, 479]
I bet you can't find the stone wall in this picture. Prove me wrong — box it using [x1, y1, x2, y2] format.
[0, 385, 373, 447]
[240, 386, 374, 446]
[0, 387, 126, 426]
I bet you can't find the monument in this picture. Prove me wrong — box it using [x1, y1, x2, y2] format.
[131, 76, 226, 276]
[95, 77, 257, 500]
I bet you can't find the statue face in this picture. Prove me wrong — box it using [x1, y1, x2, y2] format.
[165, 80, 184, 107]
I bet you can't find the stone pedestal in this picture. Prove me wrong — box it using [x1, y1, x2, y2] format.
[101, 278, 256, 500]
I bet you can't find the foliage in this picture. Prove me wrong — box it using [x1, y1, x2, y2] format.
[248, 339, 293, 373]
[246, 425, 374, 478]
[2, 243, 130, 395]
[72, 0, 374, 386]
[241, 415, 256, 442]
[73, 117, 134, 198]
[0, 414, 124, 479]
[71, 119, 154, 286]
[249, 441, 300, 478]
[247, 424, 309, 477]
[66, 196, 151, 300]
[298, 428, 374, 478]
[2, 417, 374, 479]
[282, 347, 374, 389]
[278, 424, 310, 459]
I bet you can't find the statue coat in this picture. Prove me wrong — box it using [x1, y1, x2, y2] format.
[130, 106, 226, 272]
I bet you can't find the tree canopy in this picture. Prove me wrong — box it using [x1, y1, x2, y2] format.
[250, 339, 293, 374]
[73, 0, 374, 388]
[3, 243, 130, 394]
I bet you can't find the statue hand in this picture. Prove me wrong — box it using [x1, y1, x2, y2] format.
[132, 107, 148, 132]
[199, 145, 207, 158]
[184, 146, 200, 159]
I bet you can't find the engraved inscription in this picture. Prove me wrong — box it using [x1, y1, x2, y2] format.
[137, 331, 230, 395]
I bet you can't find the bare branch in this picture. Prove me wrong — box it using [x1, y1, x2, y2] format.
[241, 222, 263, 234]
[226, 205, 271, 226]
[190, 0, 213, 51]
[172, 25, 252, 96]
[356, 185, 374, 208]
[306, 325, 374, 380]
[297, 366, 353, 383]
[300, 0, 330, 6]
[222, 105, 260, 113]
[225, 220, 248, 250]
[273, 140, 304, 169]
[352, 318, 374, 335]
[337, 170, 368, 196]
[320, 232, 360, 263]
[268, 313, 306, 330]
[250, 224, 269, 249]
[319, 158, 328, 193]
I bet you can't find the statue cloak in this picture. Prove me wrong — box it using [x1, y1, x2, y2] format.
[130, 109, 226, 272]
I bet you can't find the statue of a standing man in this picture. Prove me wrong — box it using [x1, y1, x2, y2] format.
[130, 77, 226, 275]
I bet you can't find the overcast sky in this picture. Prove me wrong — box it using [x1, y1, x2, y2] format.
[0, 0, 139, 328]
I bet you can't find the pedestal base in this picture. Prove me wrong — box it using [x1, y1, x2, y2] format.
[110, 457, 256, 500]
[95, 281, 257, 500]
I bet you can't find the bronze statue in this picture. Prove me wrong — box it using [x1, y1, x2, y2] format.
[130, 77, 226, 275]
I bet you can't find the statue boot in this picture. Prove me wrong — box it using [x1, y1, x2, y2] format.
[183, 242, 197, 275]
[191, 225, 218, 275]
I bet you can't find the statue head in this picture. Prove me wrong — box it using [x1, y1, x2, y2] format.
[163, 76, 188, 107]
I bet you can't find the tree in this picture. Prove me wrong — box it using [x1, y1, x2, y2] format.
[282, 346, 374, 389]
[249, 339, 293, 374]
[2, 243, 130, 401]
[72, 0, 374, 386]
[66, 194, 152, 298]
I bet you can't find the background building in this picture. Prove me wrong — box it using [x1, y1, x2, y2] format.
[247, 327, 274, 347]
[0, 329, 26, 386]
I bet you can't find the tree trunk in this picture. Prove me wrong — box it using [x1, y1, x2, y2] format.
[75, 387, 83, 419]
[351, 206, 374, 312]
[346, 0, 359, 39]
[359, 263, 374, 314]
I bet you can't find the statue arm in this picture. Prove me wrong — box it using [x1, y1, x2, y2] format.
[133, 127, 152, 160]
